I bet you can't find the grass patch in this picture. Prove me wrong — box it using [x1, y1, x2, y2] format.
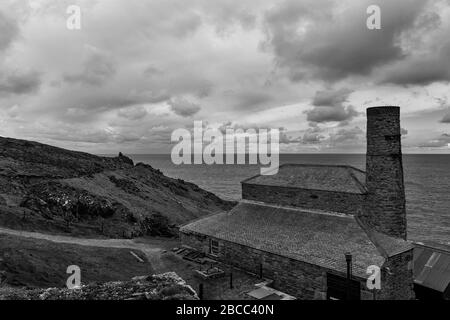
[0, 234, 152, 288]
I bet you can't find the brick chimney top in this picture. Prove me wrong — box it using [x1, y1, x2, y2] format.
[367, 106, 400, 116]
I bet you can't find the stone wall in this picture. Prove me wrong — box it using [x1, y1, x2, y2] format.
[180, 231, 413, 300]
[180, 231, 328, 299]
[377, 249, 415, 300]
[241, 183, 364, 215]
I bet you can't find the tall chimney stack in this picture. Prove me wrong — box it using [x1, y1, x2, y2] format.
[363, 106, 407, 239]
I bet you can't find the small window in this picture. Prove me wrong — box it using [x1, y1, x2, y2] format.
[209, 239, 220, 256]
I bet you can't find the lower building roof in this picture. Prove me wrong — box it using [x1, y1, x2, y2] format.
[181, 201, 413, 278]
[414, 244, 450, 293]
[241, 164, 367, 194]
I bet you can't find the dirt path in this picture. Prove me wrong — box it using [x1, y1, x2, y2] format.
[0, 227, 168, 273]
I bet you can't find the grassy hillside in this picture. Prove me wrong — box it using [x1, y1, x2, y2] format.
[0, 234, 151, 288]
[0, 136, 235, 238]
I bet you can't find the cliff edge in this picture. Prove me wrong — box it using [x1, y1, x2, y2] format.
[0, 136, 235, 238]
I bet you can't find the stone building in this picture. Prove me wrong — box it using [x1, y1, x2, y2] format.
[180, 106, 415, 300]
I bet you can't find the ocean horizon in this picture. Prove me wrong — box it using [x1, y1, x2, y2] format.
[126, 153, 450, 246]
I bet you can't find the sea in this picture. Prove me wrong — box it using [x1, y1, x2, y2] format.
[128, 154, 449, 246]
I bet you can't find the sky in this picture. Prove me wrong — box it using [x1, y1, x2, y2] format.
[1, 0, 450, 154]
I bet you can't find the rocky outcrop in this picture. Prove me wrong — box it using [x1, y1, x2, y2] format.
[0, 272, 198, 300]
[21, 181, 121, 220]
[0, 137, 133, 179]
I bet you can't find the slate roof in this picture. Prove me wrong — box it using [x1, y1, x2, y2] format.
[413, 244, 450, 293]
[181, 201, 413, 278]
[242, 164, 367, 194]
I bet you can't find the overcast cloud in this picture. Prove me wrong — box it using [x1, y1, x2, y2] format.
[0, 0, 450, 153]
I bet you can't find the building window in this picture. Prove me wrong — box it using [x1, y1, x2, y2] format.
[209, 239, 220, 256]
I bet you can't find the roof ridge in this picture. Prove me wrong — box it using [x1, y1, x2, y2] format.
[347, 168, 368, 194]
[179, 209, 226, 229]
[354, 215, 414, 258]
[240, 200, 353, 219]
[280, 163, 365, 171]
[354, 215, 389, 258]
[241, 163, 367, 194]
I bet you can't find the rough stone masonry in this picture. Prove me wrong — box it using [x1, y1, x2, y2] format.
[180, 106, 415, 300]
[363, 106, 407, 240]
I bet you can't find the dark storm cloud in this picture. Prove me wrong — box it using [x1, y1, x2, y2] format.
[0, 71, 41, 95]
[231, 90, 273, 110]
[0, 11, 18, 51]
[305, 88, 359, 123]
[117, 106, 148, 121]
[64, 48, 117, 86]
[2, 0, 449, 153]
[168, 98, 201, 117]
[169, 12, 203, 38]
[143, 65, 164, 77]
[312, 89, 353, 107]
[441, 113, 450, 123]
[377, 3, 450, 85]
[381, 43, 450, 85]
[264, 0, 428, 82]
[55, 87, 171, 123]
[201, 1, 257, 34]
[306, 105, 359, 123]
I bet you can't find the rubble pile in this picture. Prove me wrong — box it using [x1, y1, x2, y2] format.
[0, 272, 198, 300]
